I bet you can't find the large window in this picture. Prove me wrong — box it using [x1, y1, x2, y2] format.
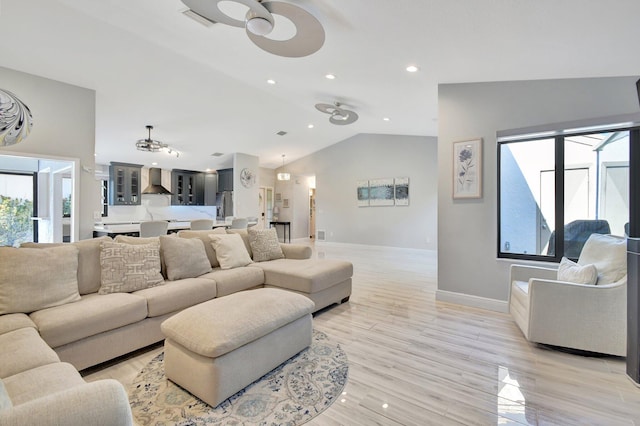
[0, 172, 37, 247]
[499, 127, 636, 261]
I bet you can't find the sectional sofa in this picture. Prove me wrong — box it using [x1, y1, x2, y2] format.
[0, 227, 353, 425]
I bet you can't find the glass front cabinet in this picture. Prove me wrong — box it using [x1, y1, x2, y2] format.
[109, 162, 142, 205]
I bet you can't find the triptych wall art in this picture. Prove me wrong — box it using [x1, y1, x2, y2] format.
[357, 177, 409, 207]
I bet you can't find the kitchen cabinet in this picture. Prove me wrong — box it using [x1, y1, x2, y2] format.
[217, 168, 233, 192]
[203, 172, 217, 206]
[171, 169, 204, 205]
[109, 162, 142, 205]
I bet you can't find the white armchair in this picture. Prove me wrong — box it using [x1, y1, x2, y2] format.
[509, 234, 627, 356]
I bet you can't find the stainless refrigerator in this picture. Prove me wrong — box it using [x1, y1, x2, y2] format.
[215, 191, 233, 220]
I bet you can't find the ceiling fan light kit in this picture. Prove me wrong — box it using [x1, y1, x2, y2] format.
[181, 0, 325, 57]
[136, 125, 179, 157]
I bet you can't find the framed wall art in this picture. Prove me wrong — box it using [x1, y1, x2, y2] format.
[357, 180, 369, 207]
[453, 138, 482, 199]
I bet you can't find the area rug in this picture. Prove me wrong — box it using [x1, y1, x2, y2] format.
[128, 330, 348, 426]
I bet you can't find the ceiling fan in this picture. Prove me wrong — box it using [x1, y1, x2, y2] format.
[181, 0, 325, 58]
[315, 102, 359, 125]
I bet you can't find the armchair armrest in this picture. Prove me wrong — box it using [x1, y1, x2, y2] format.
[510, 264, 557, 284]
[0, 379, 133, 426]
[280, 244, 312, 259]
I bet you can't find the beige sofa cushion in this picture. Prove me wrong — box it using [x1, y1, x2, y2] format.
[199, 267, 265, 297]
[248, 227, 284, 262]
[161, 288, 315, 358]
[210, 234, 253, 270]
[226, 228, 253, 258]
[2, 362, 85, 406]
[0, 246, 80, 315]
[177, 228, 226, 268]
[0, 328, 60, 379]
[21, 237, 111, 295]
[29, 293, 148, 348]
[133, 277, 217, 317]
[250, 259, 353, 294]
[160, 236, 212, 280]
[0, 314, 36, 336]
[99, 241, 164, 294]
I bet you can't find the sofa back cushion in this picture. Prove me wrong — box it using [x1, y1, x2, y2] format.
[160, 235, 212, 280]
[21, 236, 111, 295]
[99, 241, 164, 294]
[176, 228, 226, 268]
[578, 234, 627, 284]
[0, 246, 81, 314]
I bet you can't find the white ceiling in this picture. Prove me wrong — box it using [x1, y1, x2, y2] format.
[1, 0, 640, 171]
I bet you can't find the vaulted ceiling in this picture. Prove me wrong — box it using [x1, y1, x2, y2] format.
[1, 0, 639, 171]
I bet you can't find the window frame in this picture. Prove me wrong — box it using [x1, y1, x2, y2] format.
[497, 125, 638, 262]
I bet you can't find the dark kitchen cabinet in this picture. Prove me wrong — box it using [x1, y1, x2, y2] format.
[109, 162, 142, 205]
[171, 169, 204, 205]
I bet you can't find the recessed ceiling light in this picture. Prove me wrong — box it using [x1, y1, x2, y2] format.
[325, 74, 336, 80]
[406, 65, 419, 73]
[151, 162, 158, 166]
[383, 117, 390, 122]
[308, 124, 314, 129]
[267, 79, 276, 85]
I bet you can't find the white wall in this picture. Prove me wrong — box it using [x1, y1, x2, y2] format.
[233, 153, 260, 218]
[0, 66, 98, 240]
[278, 133, 438, 249]
[437, 76, 640, 310]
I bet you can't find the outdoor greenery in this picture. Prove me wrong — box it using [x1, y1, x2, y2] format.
[0, 195, 33, 247]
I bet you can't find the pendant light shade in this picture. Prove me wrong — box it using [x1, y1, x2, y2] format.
[277, 154, 290, 181]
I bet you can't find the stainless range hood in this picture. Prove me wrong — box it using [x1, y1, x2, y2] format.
[142, 168, 172, 195]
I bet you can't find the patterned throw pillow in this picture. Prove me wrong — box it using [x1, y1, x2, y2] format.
[248, 227, 284, 262]
[99, 241, 164, 294]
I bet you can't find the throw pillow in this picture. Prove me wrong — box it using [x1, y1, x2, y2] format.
[557, 257, 598, 285]
[99, 241, 164, 294]
[0, 245, 81, 315]
[21, 236, 111, 295]
[578, 234, 627, 284]
[226, 228, 253, 258]
[176, 227, 226, 267]
[209, 233, 252, 270]
[160, 235, 212, 280]
[248, 227, 284, 262]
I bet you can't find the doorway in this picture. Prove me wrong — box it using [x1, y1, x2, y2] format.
[0, 171, 37, 246]
[258, 186, 273, 229]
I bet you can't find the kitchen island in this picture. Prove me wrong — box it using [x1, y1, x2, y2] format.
[93, 220, 228, 238]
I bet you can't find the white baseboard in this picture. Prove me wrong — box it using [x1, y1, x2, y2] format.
[436, 290, 509, 313]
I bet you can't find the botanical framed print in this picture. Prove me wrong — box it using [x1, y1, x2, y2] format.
[453, 138, 482, 199]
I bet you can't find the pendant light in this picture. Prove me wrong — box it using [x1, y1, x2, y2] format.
[277, 154, 290, 181]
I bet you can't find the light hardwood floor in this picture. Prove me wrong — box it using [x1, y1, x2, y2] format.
[84, 242, 640, 425]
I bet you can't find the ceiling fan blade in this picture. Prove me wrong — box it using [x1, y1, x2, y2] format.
[182, 0, 270, 28]
[315, 103, 337, 114]
[246, 1, 325, 58]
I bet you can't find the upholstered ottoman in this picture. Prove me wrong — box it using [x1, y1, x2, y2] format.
[160, 288, 315, 407]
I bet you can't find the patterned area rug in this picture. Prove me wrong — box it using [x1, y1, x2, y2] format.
[128, 330, 348, 426]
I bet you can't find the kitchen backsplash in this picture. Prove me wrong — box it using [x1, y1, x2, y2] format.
[101, 194, 216, 224]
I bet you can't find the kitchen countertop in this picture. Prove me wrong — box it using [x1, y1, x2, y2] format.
[93, 220, 229, 235]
